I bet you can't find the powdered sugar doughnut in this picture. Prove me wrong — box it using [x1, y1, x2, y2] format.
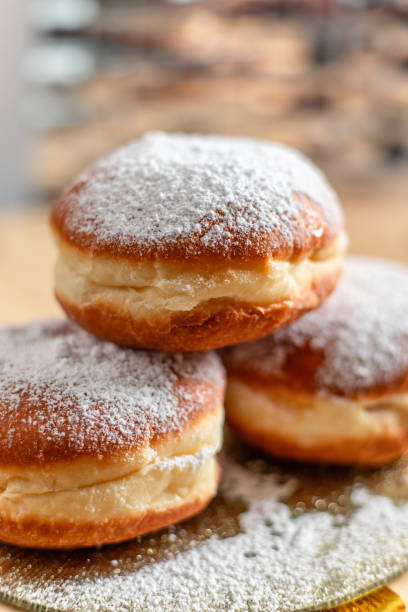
[0, 320, 225, 549]
[221, 256, 408, 466]
[51, 132, 347, 351]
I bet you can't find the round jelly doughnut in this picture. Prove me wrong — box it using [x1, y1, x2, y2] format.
[0, 320, 225, 549]
[51, 132, 347, 351]
[221, 256, 408, 466]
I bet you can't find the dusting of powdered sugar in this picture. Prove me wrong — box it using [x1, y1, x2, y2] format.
[4, 445, 408, 611]
[0, 320, 224, 463]
[156, 444, 220, 472]
[55, 132, 343, 258]
[222, 256, 408, 397]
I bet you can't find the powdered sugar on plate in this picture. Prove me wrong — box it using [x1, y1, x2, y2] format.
[2, 436, 408, 611]
[223, 256, 408, 397]
[56, 132, 343, 259]
[0, 320, 224, 464]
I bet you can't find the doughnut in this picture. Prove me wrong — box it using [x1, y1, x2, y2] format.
[0, 320, 225, 549]
[221, 256, 408, 466]
[51, 132, 347, 351]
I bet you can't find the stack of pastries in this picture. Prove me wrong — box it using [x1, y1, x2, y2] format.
[1, 132, 407, 550]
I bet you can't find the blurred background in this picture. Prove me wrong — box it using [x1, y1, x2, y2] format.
[1, 0, 408, 322]
[2, 0, 407, 207]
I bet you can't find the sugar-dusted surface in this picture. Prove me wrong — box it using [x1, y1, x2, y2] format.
[222, 256, 408, 397]
[2, 437, 408, 612]
[0, 320, 224, 465]
[51, 132, 343, 260]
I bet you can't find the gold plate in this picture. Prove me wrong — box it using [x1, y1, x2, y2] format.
[329, 586, 405, 611]
[1, 436, 408, 611]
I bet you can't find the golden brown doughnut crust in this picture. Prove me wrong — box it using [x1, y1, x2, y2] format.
[0, 381, 221, 467]
[228, 420, 408, 467]
[0, 483, 218, 550]
[0, 321, 224, 548]
[0, 320, 225, 466]
[51, 134, 346, 351]
[221, 256, 408, 400]
[224, 349, 408, 402]
[50, 133, 344, 263]
[56, 267, 341, 352]
[51, 193, 340, 264]
[221, 257, 408, 466]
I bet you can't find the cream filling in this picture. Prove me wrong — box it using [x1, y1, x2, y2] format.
[54, 232, 347, 316]
[226, 378, 408, 446]
[0, 408, 223, 523]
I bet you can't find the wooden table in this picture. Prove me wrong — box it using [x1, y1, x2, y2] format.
[1, 204, 408, 610]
